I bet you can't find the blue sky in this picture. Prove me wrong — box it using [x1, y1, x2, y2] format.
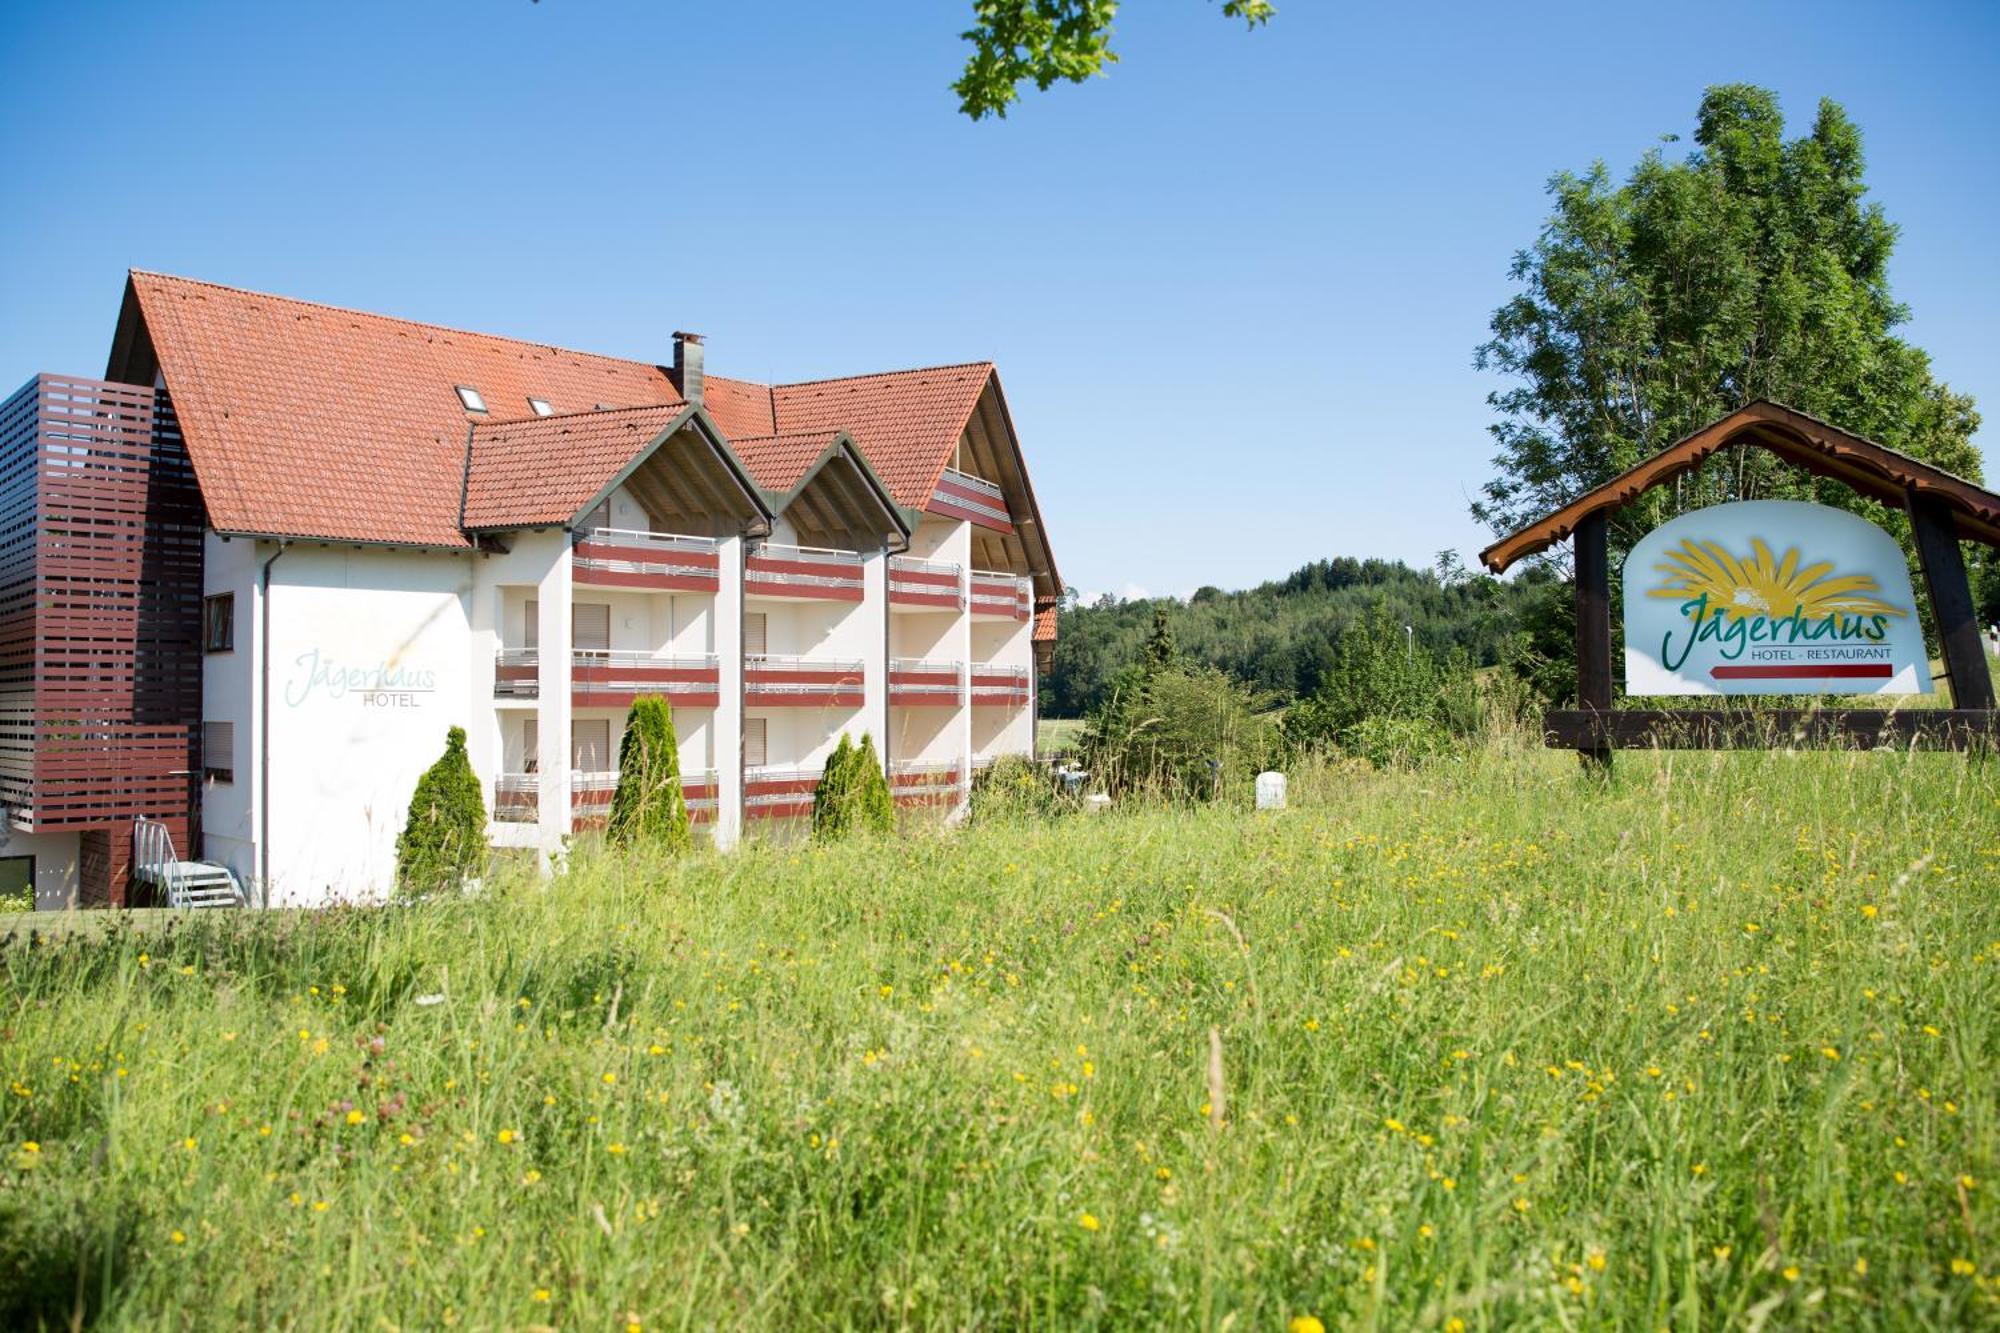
[2, 1, 1995, 600]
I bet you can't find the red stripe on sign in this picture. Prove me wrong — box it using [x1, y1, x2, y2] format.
[1710, 664, 1894, 680]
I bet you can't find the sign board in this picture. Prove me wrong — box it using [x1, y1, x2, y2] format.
[1623, 499, 1930, 697]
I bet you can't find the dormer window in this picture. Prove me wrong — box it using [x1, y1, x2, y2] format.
[528, 397, 555, 417]
[455, 385, 487, 413]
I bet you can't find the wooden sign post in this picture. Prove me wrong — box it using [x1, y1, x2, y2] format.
[1480, 401, 2000, 762]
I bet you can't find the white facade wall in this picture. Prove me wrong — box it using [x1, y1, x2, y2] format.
[258, 543, 476, 905]
[200, 534, 262, 875]
[4, 828, 80, 911]
[192, 504, 1040, 899]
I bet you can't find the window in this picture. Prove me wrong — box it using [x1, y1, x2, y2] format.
[572, 719, 611, 772]
[573, 603, 611, 655]
[0, 855, 31, 904]
[204, 721, 235, 783]
[744, 716, 767, 768]
[203, 594, 234, 653]
[454, 385, 487, 413]
[528, 397, 555, 417]
[522, 719, 539, 773]
[744, 611, 768, 658]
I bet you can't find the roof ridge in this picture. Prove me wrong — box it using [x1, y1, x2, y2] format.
[129, 268, 674, 374]
[774, 360, 994, 391]
[476, 403, 685, 430]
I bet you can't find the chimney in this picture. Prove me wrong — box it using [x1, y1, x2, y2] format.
[672, 331, 705, 407]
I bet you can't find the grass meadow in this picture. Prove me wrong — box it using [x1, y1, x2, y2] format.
[3, 735, 1997, 1330]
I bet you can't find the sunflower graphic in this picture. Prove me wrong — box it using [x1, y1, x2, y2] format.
[1646, 536, 1909, 623]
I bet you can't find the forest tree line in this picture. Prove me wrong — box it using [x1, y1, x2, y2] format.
[1042, 555, 1556, 718]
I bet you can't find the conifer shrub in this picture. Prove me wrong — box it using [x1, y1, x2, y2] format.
[812, 732, 895, 842]
[607, 695, 692, 853]
[395, 726, 487, 896]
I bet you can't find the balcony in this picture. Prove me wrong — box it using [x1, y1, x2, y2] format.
[928, 467, 1012, 532]
[571, 768, 719, 829]
[746, 765, 822, 821]
[745, 655, 865, 708]
[971, 664, 1033, 707]
[495, 650, 722, 710]
[889, 658, 964, 707]
[888, 555, 964, 611]
[970, 572, 1032, 621]
[745, 543, 864, 602]
[495, 772, 540, 822]
[889, 759, 960, 807]
[573, 528, 720, 593]
[500, 770, 719, 830]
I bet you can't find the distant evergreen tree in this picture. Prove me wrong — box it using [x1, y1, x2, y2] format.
[607, 696, 692, 853]
[395, 726, 487, 895]
[1142, 606, 1180, 673]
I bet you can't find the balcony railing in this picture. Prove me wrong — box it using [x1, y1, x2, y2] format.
[890, 658, 964, 707]
[573, 528, 720, 593]
[888, 555, 964, 611]
[495, 772, 540, 822]
[495, 650, 721, 708]
[745, 543, 864, 602]
[969, 572, 1033, 621]
[889, 759, 961, 807]
[573, 651, 721, 709]
[744, 655, 865, 708]
[971, 664, 1033, 707]
[572, 767, 718, 829]
[746, 765, 822, 821]
[929, 467, 1012, 532]
[495, 649, 540, 698]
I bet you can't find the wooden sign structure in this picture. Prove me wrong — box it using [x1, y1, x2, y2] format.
[1479, 401, 2000, 763]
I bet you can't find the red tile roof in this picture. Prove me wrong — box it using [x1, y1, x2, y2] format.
[767, 365, 993, 509]
[1034, 604, 1058, 643]
[462, 405, 687, 530]
[129, 271, 685, 547]
[123, 272, 1048, 619]
[728, 430, 846, 495]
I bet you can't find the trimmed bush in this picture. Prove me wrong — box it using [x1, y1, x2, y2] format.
[812, 732, 895, 842]
[395, 726, 487, 896]
[607, 695, 692, 853]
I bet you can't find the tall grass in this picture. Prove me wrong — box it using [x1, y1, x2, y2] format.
[3, 738, 1996, 1329]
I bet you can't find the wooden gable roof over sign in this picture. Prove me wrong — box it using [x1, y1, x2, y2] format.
[1479, 400, 2000, 574]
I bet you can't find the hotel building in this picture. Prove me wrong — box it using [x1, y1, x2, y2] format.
[1, 273, 1059, 908]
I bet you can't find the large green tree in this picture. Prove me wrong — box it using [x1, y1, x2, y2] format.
[1473, 84, 1981, 561]
[955, 0, 1274, 119]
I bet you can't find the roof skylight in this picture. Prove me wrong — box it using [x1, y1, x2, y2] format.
[528, 397, 555, 417]
[455, 385, 487, 413]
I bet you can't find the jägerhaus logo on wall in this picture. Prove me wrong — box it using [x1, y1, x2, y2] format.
[1623, 499, 1932, 697]
[286, 648, 439, 709]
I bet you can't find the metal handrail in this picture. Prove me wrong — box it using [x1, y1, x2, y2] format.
[746, 765, 824, 787]
[570, 650, 719, 670]
[751, 542, 865, 566]
[889, 554, 962, 578]
[746, 655, 865, 674]
[940, 467, 1006, 502]
[889, 759, 959, 775]
[890, 657, 961, 673]
[579, 526, 718, 553]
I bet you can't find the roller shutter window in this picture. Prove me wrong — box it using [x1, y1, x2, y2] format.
[572, 718, 611, 773]
[745, 611, 768, 658]
[744, 716, 768, 768]
[573, 603, 611, 657]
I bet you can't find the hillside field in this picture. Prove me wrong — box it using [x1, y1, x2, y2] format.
[3, 738, 1997, 1329]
